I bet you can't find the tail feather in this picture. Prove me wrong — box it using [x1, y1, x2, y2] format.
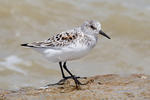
[21, 43, 34, 47]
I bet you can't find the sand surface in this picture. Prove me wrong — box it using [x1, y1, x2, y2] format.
[0, 74, 150, 100]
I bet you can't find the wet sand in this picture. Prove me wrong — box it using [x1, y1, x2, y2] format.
[0, 74, 150, 100]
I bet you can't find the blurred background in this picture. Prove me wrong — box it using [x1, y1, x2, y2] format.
[0, 0, 150, 89]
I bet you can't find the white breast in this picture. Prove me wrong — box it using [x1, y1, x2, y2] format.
[43, 43, 90, 62]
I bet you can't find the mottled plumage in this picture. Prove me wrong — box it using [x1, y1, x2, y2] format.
[22, 29, 93, 49]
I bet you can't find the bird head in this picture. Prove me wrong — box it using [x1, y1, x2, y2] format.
[81, 20, 111, 39]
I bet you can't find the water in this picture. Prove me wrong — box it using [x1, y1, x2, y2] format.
[0, 0, 150, 89]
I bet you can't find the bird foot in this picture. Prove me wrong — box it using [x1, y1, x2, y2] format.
[46, 76, 87, 87]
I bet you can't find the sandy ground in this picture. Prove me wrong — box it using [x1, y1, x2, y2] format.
[0, 74, 150, 100]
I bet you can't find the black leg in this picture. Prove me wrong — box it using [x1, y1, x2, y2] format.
[46, 62, 87, 87]
[63, 62, 74, 77]
[63, 62, 83, 87]
[59, 62, 74, 79]
[46, 62, 73, 86]
[59, 62, 65, 78]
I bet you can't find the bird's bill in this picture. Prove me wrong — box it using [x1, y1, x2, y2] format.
[99, 30, 111, 39]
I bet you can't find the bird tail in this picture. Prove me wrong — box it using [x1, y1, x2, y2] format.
[21, 43, 35, 47]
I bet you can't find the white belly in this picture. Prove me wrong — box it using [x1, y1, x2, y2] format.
[34, 44, 93, 62]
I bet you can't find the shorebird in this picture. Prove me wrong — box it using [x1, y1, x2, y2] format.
[21, 20, 111, 88]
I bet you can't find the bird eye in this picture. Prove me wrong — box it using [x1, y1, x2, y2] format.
[90, 25, 96, 30]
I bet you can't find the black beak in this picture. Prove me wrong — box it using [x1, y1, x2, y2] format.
[99, 30, 111, 39]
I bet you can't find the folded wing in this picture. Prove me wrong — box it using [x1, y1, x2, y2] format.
[21, 29, 83, 49]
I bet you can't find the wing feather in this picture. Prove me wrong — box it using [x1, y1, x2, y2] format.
[21, 29, 83, 48]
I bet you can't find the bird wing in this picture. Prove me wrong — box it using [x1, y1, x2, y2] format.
[21, 29, 83, 49]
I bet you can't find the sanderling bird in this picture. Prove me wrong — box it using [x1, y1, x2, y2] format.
[21, 20, 111, 88]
